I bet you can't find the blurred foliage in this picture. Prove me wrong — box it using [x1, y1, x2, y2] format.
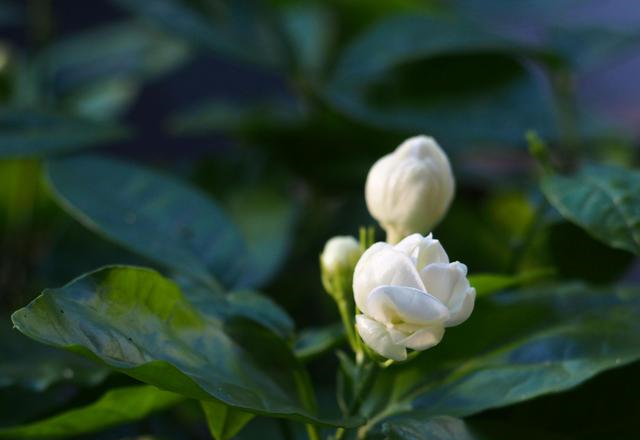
[1, 0, 639, 439]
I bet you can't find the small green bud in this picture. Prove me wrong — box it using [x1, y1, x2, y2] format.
[320, 236, 361, 300]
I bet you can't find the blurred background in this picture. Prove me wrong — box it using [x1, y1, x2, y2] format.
[1, 0, 640, 439]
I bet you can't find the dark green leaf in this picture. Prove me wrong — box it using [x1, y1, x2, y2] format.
[11, 266, 360, 427]
[178, 277, 294, 339]
[224, 186, 299, 289]
[294, 324, 345, 362]
[201, 400, 254, 440]
[169, 98, 305, 136]
[0, 109, 128, 158]
[39, 21, 191, 120]
[380, 416, 476, 440]
[325, 14, 555, 145]
[361, 283, 640, 432]
[111, 0, 286, 68]
[279, 4, 334, 77]
[0, 318, 108, 391]
[0, 385, 183, 439]
[542, 164, 640, 255]
[46, 155, 248, 289]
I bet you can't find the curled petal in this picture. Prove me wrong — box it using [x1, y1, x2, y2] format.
[446, 286, 475, 327]
[353, 244, 425, 314]
[355, 315, 407, 361]
[395, 233, 449, 268]
[399, 325, 445, 351]
[366, 285, 449, 326]
[421, 262, 475, 326]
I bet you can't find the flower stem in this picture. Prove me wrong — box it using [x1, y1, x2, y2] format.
[336, 297, 358, 353]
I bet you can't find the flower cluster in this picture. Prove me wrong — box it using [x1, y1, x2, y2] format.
[321, 135, 475, 361]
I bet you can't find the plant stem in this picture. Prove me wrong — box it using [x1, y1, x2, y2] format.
[336, 297, 358, 353]
[508, 198, 548, 273]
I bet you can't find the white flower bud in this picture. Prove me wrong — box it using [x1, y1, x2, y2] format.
[365, 135, 455, 244]
[353, 233, 475, 361]
[320, 236, 361, 299]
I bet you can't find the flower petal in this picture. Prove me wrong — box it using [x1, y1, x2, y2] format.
[446, 286, 476, 327]
[353, 244, 425, 314]
[395, 234, 450, 269]
[400, 325, 445, 351]
[366, 285, 449, 326]
[355, 315, 407, 361]
[421, 262, 475, 326]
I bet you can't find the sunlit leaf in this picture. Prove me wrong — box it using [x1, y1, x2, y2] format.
[11, 266, 361, 427]
[0, 385, 183, 439]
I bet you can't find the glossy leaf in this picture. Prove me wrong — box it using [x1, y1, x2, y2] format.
[361, 283, 640, 431]
[294, 323, 345, 362]
[0, 318, 108, 391]
[542, 164, 640, 255]
[0, 109, 127, 158]
[325, 14, 555, 144]
[178, 276, 294, 339]
[11, 266, 360, 427]
[201, 400, 254, 440]
[46, 155, 248, 289]
[0, 385, 183, 439]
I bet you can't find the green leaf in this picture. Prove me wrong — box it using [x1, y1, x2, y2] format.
[541, 163, 640, 255]
[45, 155, 248, 289]
[325, 13, 555, 145]
[294, 324, 345, 362]
[39, 21, 191, 120]
[0, 385, 183, 439]
[169, 98, 305, 136]
[201, 400, 254, 440]
[224, 186, 299, 289]
[0, 109, 128, 158]
[469, 268, 554, 297]
[11, 266, 360, 427]
[361, 283, 640, 431]
[379, 416, 476, 440]
[111, 0, 286, 68]
[178, 276, 294, 339]
[279, 4, 334, 77]
[0, 318, 108, 391]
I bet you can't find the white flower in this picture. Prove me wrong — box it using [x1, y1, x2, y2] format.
[321, 236, 362, 299]
[365, 135, 454, 244]
[353, 233, 475, 361]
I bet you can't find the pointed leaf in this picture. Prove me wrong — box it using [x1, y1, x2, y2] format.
[46, 156, 248, 289]
[0, 385, 183, 439]
[542, 163, 640, 255]
[11, 266, 360, 427]
[201, 400, 254, 440]
[362, 283, 640, 425]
